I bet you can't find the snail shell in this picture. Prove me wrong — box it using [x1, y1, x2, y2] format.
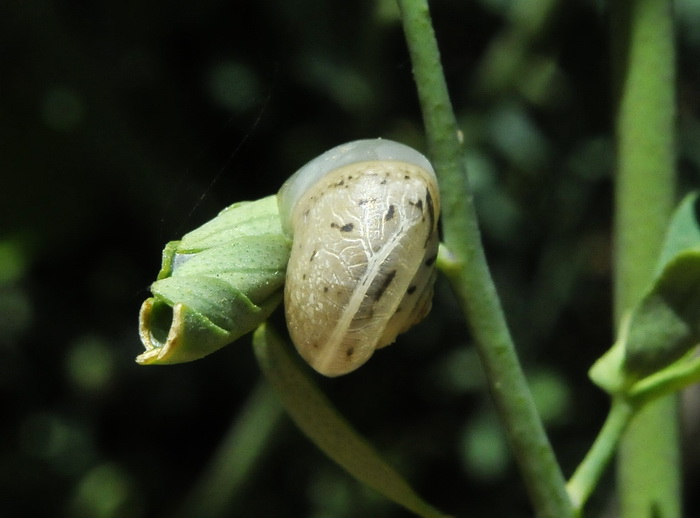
[278, 139, 440, 377]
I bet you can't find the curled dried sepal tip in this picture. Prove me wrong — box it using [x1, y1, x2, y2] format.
[137, 195, 291, 365]
[137, 300, 232, 364]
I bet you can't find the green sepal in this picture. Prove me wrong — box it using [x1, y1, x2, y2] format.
[137, 195, 291, 365]
[178, 197, 289, 250]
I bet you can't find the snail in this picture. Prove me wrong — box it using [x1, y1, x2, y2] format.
[278, 139, 440, 376]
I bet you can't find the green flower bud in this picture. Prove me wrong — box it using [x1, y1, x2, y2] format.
[137, 195, 291, 365]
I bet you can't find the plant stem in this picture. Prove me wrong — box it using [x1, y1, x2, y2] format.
[175, 381, 284, 518]
[397, 1, 572, 516]
[567, 397, 635, 513]
[610, 0, 679, 516]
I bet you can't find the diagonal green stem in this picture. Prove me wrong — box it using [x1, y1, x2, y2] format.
[397, 1, 572, 516]
[175, 381, 285, 518]
[610, 0, 680, 516]
[567, 397, 635, 514]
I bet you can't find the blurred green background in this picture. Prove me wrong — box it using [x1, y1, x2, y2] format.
[3, 0, 700, 516]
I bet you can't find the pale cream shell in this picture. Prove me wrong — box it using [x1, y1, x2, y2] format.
[282, 157, 440, 376]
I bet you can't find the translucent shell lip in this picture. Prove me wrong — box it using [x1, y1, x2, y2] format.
[278, 139, 436, 235]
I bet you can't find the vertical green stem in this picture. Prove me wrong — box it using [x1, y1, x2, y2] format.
[397, 1, 572, 516]
[611, 0, 679, 516]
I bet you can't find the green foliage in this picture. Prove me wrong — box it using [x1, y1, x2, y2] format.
[592, 194, 700, 399]
[624, 249, 700, 377]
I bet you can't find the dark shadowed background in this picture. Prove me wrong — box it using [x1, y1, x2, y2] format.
[3, 0, 700, 516]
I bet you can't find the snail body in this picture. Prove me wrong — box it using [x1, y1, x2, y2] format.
[278, 139, 440, 376]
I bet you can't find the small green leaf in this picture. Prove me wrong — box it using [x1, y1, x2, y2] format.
[624, 249, 700, 377]
[591, 194, 700, 393]
[137, 196, 291, 365]
[252, 324, 451, 518]
[655, 193, 700, 274]
[621, 193, 700, 377]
